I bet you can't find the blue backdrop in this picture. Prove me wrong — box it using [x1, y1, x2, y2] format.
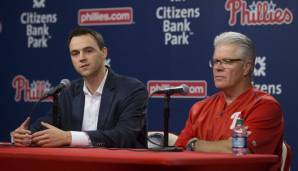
[1, 0, 297, 169]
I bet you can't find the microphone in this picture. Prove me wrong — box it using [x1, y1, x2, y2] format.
[151, 84, 189, 96]
[41, 79, 71, 100]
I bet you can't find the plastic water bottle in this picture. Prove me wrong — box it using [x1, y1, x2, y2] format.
[232, 118, 248, 156]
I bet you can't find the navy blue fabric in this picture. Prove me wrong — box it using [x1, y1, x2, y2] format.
[30, 68, 148, 148]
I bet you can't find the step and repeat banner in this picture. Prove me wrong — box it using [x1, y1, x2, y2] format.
[1, 0, 297, 169]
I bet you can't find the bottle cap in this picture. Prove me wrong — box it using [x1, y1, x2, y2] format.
[236, 118, 243, 125]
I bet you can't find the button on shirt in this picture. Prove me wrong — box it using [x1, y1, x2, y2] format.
[70, 70, 108, 147]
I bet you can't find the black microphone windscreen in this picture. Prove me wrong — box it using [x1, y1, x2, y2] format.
[180, 84, 189, 95]
[60, 79, 71, 88]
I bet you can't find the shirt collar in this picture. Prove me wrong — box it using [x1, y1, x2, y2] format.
[83, 69, 109, 96]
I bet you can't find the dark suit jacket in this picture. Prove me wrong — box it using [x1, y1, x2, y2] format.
[31, 68, 148, 148]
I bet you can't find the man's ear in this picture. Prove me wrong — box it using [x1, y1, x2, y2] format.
[102, 47, 108, 59]
[243, 61, 252, 77]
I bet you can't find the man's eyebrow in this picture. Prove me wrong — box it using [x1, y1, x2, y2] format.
[70, 46, 95, 52]
[83, 46, 96, 50]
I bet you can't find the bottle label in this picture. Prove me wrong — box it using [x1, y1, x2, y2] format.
[232, 137, 247, 148]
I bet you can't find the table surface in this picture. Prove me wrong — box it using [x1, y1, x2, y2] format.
[0, 143, 280, 171]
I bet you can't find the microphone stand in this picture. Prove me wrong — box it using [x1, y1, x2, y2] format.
[52, 94, 61, 128]
[150, 93, 182, 152]
[163, 94, 170, 147]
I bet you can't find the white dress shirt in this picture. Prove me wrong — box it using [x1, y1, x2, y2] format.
[70, 70, 108, 147]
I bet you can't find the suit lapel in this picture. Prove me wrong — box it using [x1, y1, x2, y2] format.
[71, 82, 85, 131]
[97, 69, 116, 129]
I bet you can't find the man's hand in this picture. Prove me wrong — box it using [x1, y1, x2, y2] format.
[194, 138, 232, 153]
[32, 122, 71, 147]
[245, 126, 252, 136]
[12, 117, 32, 146]
[194, 127, 252, 153]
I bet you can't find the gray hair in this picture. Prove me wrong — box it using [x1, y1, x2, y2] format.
[214, 31, 256, 78]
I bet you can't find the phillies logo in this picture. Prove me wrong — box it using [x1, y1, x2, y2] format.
[147, 80, 207, 98]
[225, 0, 293, 26]
[12, 75, 52, 102]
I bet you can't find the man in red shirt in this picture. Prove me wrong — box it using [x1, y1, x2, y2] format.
[175, 32, 284, 157]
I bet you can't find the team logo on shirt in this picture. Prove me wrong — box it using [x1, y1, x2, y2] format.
[230, 112, 241, 129]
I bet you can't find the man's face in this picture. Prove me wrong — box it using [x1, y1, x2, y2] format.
[69, 34, 107, 78]
[212, 44, 250, 90]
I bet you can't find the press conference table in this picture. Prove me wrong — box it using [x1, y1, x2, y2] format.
[0, 143, 280, 171]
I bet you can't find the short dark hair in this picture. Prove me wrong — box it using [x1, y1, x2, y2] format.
[67, 28, 105, 49]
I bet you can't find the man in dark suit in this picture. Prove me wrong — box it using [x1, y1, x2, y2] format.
[11, 28, 148, 148]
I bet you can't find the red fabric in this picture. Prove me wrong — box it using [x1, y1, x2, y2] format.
[0, 146, 279, 171]
[175, 87, 284, 157]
